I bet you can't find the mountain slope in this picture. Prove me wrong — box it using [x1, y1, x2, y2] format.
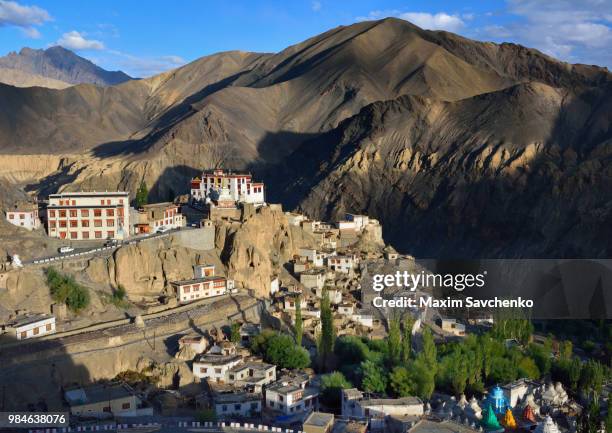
[0, 67, 71, 89]
[0, 46, 132, 86]
[0, 18, 610, 257]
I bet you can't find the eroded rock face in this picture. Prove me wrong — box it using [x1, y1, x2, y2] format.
[216, 206, 303, 297]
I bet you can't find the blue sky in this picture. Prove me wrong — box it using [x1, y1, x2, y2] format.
[0, 0, 610, 77]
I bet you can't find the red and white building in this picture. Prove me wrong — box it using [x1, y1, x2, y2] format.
[190, 169, 265, 207]
[171, 276, 234, 303]
[46, 192, 130, 241]
[133, 202, 184, 234]
[6, 203, 41, 230]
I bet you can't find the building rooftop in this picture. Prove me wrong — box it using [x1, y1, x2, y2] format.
[362, 396, 423, 407]
[171, 276, 226, 285]
[49, 191, 129, 197]
[214, 391, 262, 404]
[65, 383, 135, 406]
[194, 354, 242, 365]
[8, 313, 54, 328]
[304, 411, 334, 428]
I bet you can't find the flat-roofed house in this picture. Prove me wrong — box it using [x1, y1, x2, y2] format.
[133, 202, 184, 234]
[266, 373, 319, 415]
[303, 412, 335, 433]
[5, 313, 56, 340]
[6, 202, 40, 230]
[171, 276, 229, 303]
[300, 268, 326, 291]
[341, 388, 423, 426]
[192, 352, 243, 382]
[65, 383, 151, 418]
[47, 191, 130, 241]
[213, 391, 262, 418]
[227, 361, 277, 392]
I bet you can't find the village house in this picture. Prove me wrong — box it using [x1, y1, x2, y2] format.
[327, 254, 358, 274]
[132, 202, 184, 234]
[303, 411, 335, 433]
[341, 388, 423, 427]
[213, 391, 262, 419]
[3, 313, 56, 340]
[294, 258, 312, 274]
[283, 292, 308, 311]
[300, 268, 327, 291]
[299, 248, 330, 267]
[437, 318, 466, 336]
[227, 360, 277, 392]
[171, 276, 230, 303]
[351, 310, 374, 328]
[344, 214, 370, 231]
[286, 212, 307, 226]
[266, 372, 319, 415]
[5, 202, 40, 230]
[337, 302, 355, 316]
[314, 286, 343, 304]
[270, 275, 280, 295]
[194, 264, 216, 278]
[65, 382, 151, 418]
[46, 191, 130, 240]
[178, 334, 208, 354]
[192, 348, 243, 382]
[190, 169, 265, 207]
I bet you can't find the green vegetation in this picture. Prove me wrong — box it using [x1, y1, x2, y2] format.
[318, 288, 335, 371]
[294, 295, 303, 347]
[251, 330, 310, 369]
[46, 267, 90, 313]
[197, 409, 217, 423]
[230, 322, 241, 344]
[320, 371, 352, 408]
[329, 316, 610, 402]
[135, 180, 148, 208]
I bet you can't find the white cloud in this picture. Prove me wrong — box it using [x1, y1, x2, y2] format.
[102, 49, 186, 77]
[480, 0, 612, 67]
[357, 10, 465, 32]
[311, 1, 321, 12]
[57, 30, 104, 50]
[0, 0, 51, 38]
[397, 12, 465, 32]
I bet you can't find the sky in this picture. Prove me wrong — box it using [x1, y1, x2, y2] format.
[0, 0, 610, 77]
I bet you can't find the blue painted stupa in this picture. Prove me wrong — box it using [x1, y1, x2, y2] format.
[487, 385, 509, 414]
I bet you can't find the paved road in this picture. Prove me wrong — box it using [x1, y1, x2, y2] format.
[21, 227, 195, 266]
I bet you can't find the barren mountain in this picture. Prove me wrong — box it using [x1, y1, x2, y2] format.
[0, 46, 132, 87]
[0, 18, 610, 257]
[0, 67, 71, 89]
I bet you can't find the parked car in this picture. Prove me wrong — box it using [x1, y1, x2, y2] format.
[104, 239, 119, 247]
[155, 226, 170, 233]
[58, 246, 74, 254]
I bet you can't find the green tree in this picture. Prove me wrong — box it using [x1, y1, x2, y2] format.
[135, 180, 148, 208]
[250, 329, 276, 355]
[46, 267, 90, 312]
[318, 289, 335, 371]
[605, 398, 612, 433]
[411, 358, 435, 400]
[388, 317, 402, 367]
[320, 371, 352, 408]
[517, 356, 540, 379]
[265, 334, 310, 369]
[230, 322, 241, 344]
[401, 317, 414, 363]
[389, 367, 415, 397]
[360, 360, 387, 393]
[419, 327, 437, 373]
[294, 295, 303, 347]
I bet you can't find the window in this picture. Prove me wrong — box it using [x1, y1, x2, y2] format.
[82, 220, 89, 227]
[33, 327, 39, 335]
[269, 401, 274, 408]
[200, 367, 207, 373]
[184, 286, 190, 293]
[222, 405, 227, 412]
[103, 406, 111, 413]
[121, 402, 130, 409]
[94, 231, 102, 239]
[82, 232, 89, 239]
[49, 210, 56, 217]
[106, 209, 114, 216]
[59, 210, 66, 218]
[20, 331, 27, 339]
[70, 220, 78, 227]
[234, 404, 241, 410]
[94, 209, 102, 217]
[107, 219, 115, 227]
[70, 232, 78, 239]
[100, 199, 105, 205]
[81, 209, 89, 217]
[49, 221, 56, 228]
[71, 200, 76, 206]
[279, 395, 284, 402]
[215, 368, 222, 374]
[107, 231, 114, 238]
[19, 214, 24, 219]
[8, 214, 13, 219]
[69, 210, 77, 217]
[94, 220, 102, 227]
[59, 221, 67, 228]
[46, 324, 52, 331]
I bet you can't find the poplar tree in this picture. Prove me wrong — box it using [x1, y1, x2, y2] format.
[295, 295, 303, 347]
[319, 288, 335, 371]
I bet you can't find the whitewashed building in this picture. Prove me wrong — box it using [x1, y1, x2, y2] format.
[47, 191, 130, 241]
[266, 373, 319, 415]
[133, 202, 184, 234]
[214, 391, 262, 418]
[327, 255, 357, 274]
[5, 314, 56, 340]
[5, 203, 40, 230]
[300, 269, 326, 291]
[342, 388, 423, 426]
[193, 352, 243, 382]
[190, 169, 264, 207]
[171, 276, 231, 303]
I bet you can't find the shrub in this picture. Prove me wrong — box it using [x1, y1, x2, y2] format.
[46, 267, 90, 312]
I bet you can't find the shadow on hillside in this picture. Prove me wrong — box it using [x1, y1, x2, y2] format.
[0, 327, 91, 412]
[92, 70, 251, 159]
[148, 165, 200, 203]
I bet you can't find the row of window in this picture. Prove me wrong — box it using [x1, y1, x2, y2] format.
[20, 323, 53, 338]
[50, 219, 116, 228]
[54, 231, 115, 239]
[56, 199, 124, 206]
[220, 402, 259, 412]
[49, 208, 123, 218]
